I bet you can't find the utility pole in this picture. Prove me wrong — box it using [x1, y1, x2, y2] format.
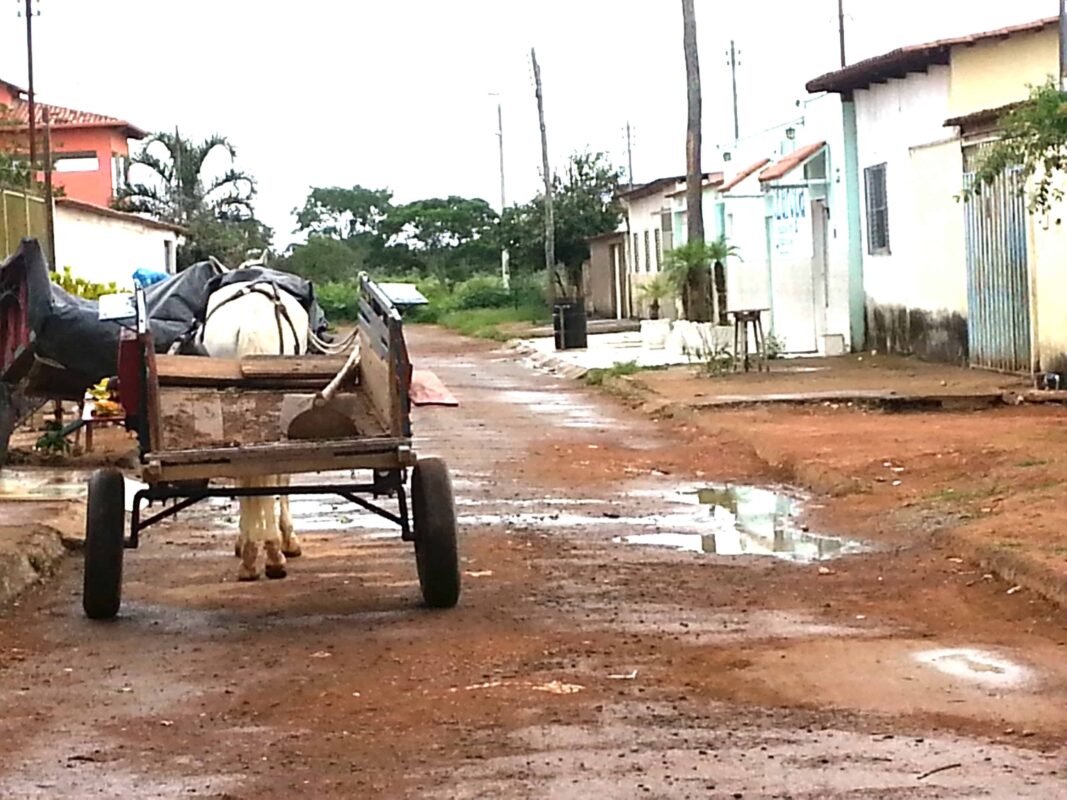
[495, 99, 510, 289]
[20, 0, 38, 171]
[626, 121, 635, 189]
[838, 0, 847, 67]
[532, 47, 556, 303]
[728, 40, 740, 142]
[682, 0, 709, 321]
[173, 125, 183, 221]
[42, 106, 55, 269]
[1060, 0, 1066, 90]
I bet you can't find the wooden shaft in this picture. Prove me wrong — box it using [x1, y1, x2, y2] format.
[315, 343, 361, 407]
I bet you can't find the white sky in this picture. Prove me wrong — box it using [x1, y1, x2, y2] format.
[0, 1, 1058, 247]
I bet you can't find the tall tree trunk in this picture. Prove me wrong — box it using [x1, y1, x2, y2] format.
[682, 0, 712, 322]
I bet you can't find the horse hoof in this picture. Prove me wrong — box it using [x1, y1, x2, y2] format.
[265, 564, 287, 580]
[238, 570, 260, 582]
[282, 547, 302, 559]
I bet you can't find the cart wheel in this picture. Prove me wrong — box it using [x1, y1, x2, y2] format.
[411, 458, 460, 609]
[83, 468, 126, 620]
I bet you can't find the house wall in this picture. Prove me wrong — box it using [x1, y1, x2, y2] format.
[624, 186, 679, 318]
[948, 27, 1057, 119]
[583, 236, 622, 318]
[0, 126, 129, 207]
[854, 65, 969, 362]
[54, 205, 180, 288]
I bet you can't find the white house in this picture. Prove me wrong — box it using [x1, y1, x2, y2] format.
[53, 197, 186, 288]
[666, 92, 858, 355]
[619, 176, 687, 318]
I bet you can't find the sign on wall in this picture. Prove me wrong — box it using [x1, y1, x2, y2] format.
[771, 187, 809, 259]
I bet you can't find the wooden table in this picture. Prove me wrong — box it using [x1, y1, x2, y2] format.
[728, 308, 769, 373]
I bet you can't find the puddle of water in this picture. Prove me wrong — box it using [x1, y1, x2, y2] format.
[0, 468, 146, 512]
[615, 484, 867, 563]
[914, 648, 1031, 687]
[0, 468, 89, 501]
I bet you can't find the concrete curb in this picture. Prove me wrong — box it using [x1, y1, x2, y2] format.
[0, 523, 77, 610]
[507, 340, 590, 381]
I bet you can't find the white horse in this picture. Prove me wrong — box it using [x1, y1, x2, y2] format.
[202, 277, 307, 581]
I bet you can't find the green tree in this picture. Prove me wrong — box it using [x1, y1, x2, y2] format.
[280, 235, 366, 283]
[664, 235, 739, 322]
[966, 79, 1067, 214]
[115, 131, 267, 267]
[392, 196, 498, 285]
[498, 150, 623, 293]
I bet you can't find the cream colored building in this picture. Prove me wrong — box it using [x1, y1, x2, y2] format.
[809, 15, 1065, 374]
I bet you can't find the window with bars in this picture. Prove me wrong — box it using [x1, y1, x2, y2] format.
[633, 233, 640, 272]
[643, 231, 651, 273]
[654, 228, 662, 272]
[864, 163, 890, 255]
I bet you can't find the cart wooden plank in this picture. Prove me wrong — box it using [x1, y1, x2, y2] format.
[155, 354, 355, 388]
[157, 386, 385, 449]
[142, 436, 414, 482]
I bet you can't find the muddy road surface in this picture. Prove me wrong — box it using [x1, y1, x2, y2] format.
[0, 327, 1065, 798]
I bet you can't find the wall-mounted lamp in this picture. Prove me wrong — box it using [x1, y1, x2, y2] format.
[723, 151, 732, 162]
[785, 126, 796, 140]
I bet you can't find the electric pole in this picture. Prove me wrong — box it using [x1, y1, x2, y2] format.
[19, 0, 38, 170]
[494, 99, 510, 288]
[626, 121, 635, 189]
[1060, 0, 1066, 91]
[838, 0, 847, 67]
[531, 47, 556, 303]
[728, 40, 740, 142]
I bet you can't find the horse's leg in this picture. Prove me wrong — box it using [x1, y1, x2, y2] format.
[278, 475, 301, 558]
[237, 477, 278, 581]
[262, 476, 287, 580]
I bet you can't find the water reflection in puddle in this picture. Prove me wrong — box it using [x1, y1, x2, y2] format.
[615, 484, 867, 563]
[0, 468, 89, 500]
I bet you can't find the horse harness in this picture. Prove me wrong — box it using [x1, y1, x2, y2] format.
[198, 279, 304, 356]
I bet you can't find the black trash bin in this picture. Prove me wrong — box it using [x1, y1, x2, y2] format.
[552, 300, 588, 350]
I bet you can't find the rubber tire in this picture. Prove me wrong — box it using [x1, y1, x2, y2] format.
[83, 468, 126, 620]
[411, 458, 461, 609]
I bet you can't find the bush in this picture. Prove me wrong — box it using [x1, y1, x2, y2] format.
[452, 275, 512, 310]
[54, 266, 118, 300]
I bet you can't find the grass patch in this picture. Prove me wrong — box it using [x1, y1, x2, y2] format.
[436, 305, 549, 341]
[584, 360, 642, 386]
[925, 485, 1001, 504]
[1016, 458, 1050, 468]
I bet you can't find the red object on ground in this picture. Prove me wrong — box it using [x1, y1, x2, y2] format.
[410, 369, 458, 407]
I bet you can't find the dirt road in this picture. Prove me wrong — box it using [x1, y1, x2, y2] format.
[0, 327, 1065, 798]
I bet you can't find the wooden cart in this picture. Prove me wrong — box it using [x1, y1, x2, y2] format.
[82, 275, 460, 619]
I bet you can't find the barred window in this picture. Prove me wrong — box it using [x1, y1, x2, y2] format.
[864, 163, 890, 254]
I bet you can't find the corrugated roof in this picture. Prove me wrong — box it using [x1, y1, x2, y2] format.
[0, 95, 145, 138]
[665, 172, 725, 198]
[806, 16, 1057, 95]
[618, 175, 688, 201]
[56, 197, 186, 234]
[759, 142, 826, 183]
[720, 158, 771, 192]
[944, 100, 1024, 129]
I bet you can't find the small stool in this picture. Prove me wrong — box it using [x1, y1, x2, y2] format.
[729, 309, 768, 373]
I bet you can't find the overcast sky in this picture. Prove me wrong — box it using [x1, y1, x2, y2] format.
[0, 1, 1059, 247]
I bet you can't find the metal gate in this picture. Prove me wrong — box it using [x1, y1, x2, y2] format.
[962, 146, 1031, 372]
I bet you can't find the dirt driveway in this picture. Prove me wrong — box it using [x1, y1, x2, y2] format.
[0, 327, 1065, 798]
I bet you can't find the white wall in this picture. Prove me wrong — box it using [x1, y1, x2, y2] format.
[624, 183, 681, 318]
[854, 65, 965, 315]
[54, 206, 181, 289]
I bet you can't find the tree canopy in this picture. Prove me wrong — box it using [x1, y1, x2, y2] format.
[967, 79, 1067, 214]
[280, 150, 623, 291]
[115, 132, 270, 267]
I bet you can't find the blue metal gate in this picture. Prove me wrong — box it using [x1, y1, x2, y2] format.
[963, 147, 1031, 372]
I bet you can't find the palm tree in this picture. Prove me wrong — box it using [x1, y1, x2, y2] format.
[115, 132, 256, 225]
[664, 235, 740, 323]
[638, 274, 674, 320]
